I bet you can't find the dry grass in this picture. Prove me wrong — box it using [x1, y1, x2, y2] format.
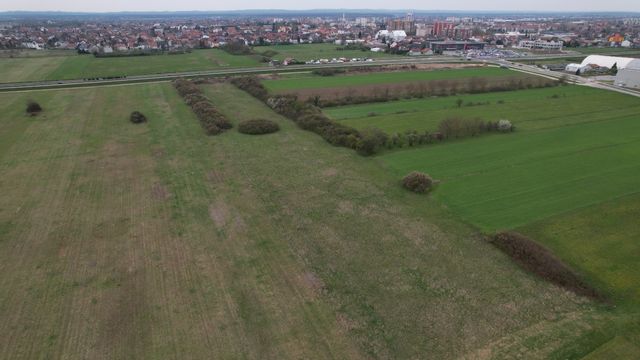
[0, 82, 619, 359]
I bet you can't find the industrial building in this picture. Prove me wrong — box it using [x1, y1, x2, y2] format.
[614, 59, 640, 89]
[517, 39, 563, 50]
[565, 55, 636, 74]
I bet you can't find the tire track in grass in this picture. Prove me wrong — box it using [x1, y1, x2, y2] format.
[147, 84, 250, 357]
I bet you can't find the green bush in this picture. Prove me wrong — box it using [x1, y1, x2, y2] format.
[129, 111, 147, 124]
[402, 172, 433, 193]
[356, 128, 389, 156]
[26, 101, 42, 115]
[238, 119, 280, 135]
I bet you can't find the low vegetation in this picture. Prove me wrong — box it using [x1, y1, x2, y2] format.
[231, 76, 369, 153]
[237, 118, 280, 135]
[173, 78, 232, 135]
[26, 100, 42, 115]
[402, 171, 433, 193]
[311, 68, 346, 77]
[490, 231, 605, 301]
[437, 116, 513, 139]
[220, 41, 255, 56]
[309, 76, 559, 107]
[129, 111, 147, 124]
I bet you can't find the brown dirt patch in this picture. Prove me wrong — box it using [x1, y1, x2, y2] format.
[151, 182, 171, 200]
[322, 168, 338, 177]
[300, 271, 326, 297]
[207, 170, 224, 184]
[337, 200, 354, 214]
[209, 200, 229, 228]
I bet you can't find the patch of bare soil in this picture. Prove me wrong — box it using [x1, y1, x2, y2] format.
[207, 170, 224, 184]
[151, 182, 171, 201]
[322, 168, 338, 177]
[337, 200, 354, 214]
[209, 200, 230, 228]
[300, 272, 326, 297]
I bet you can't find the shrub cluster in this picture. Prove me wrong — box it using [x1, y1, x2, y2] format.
[130, 111, 147, 124]
[231, 76, 371, 154]
[220, 41, 254, 55]
[312, 68, 346, 77]
[402, 172, 434, 193]
[173, 78, 232, 135]
[230, 76, 269, 101]
[26, 101, 42, 115]
[238, 119, 280, 135]
[491, 231, 606, 301]
[387, 130, 443, 148]
[438, 117, 513, 139]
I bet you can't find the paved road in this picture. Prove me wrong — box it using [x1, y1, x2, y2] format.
[3, 53, 639, 99]
[495, 59, 640, 98]
[0, 56, 467, 92]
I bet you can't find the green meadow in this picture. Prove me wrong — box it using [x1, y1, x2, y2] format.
[326, 86, 640, 133]
[0, 49, 262, 82]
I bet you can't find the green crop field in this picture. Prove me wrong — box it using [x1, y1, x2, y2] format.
[373, 86, 640, 231]
[263, 66, 519, 92]
[256, 43, 399, 61]
[326, 86, 640, 134]
[330, 80, 640, 358]
[0, 49, 263, 83]
[1, 81, 633, 359]
[520, 193, 640, 304]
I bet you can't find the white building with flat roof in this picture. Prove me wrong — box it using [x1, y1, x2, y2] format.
[518, 39, 563, 50]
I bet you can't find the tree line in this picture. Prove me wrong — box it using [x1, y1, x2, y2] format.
[173, 79, 232, 135]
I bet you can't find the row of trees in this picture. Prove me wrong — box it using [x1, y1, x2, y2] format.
[230, 76, 386, 155]
[437, 117, 512, 139]
[173, 79, 232, 135]
[370, 118, 513, 152]
[310, 76, 559, 108]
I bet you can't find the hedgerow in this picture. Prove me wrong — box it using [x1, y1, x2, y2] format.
[308, 76, 558, 108]
[491, 231, 606, 301]
[231, 76, 368, 153]
[173, 78, 232, 135]
[238, 119, 280, 135]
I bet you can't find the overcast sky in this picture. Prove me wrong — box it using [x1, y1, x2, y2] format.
[2, 0, 639, 12]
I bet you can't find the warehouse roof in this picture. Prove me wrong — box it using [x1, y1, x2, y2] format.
[580, 55, 636, 69]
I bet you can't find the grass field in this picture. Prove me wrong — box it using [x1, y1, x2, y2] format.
[0, 49, 262, 83]
[570, 47, 640, 55]
[256, 43, 399, 62]
[0, 81, 628, 359]
[327, 85, 638, 134]
[263, 66, 519, 92]
[373, 86, 640, 230]
[519, 193, 640, 304]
